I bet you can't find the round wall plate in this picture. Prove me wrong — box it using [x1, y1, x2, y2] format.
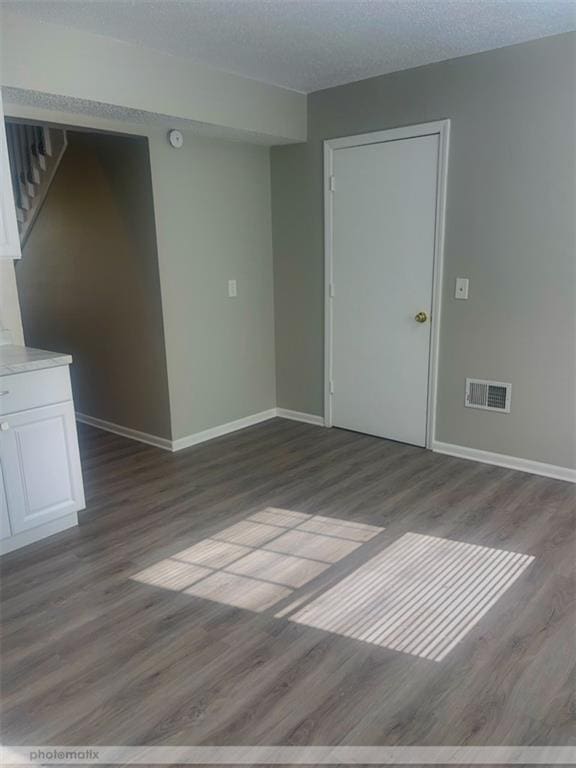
[168, 129, 183, 149]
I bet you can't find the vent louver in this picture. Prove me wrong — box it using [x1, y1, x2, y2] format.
[465, 378, 511, 413]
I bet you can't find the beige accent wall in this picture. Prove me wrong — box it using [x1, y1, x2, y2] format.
[150, 131, 276, 440]
[271, 33, 576, 469]
[7, 102, 277, 444]
[17, 131, 172, 439]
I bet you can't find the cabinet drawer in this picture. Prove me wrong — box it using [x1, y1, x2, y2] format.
[0, 366, 72, 415]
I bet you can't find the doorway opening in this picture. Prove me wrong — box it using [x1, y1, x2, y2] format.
[5, 120, 172, 442]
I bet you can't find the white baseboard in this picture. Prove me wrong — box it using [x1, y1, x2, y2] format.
[76, 414, 572, 483]
[77, 407, 326, 453]
[276, 408, 325, 426]
[77, 414, 573, 482]
[76, 413, 173, 451]
[172, 409, 277, 451]
[432, 441, 576, 483]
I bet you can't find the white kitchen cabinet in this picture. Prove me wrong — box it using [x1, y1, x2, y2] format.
[0, 93, 21, 260]
[0, 349, 85, 555]
[0, 463, 12, 540]
[0, 402, 84, 534]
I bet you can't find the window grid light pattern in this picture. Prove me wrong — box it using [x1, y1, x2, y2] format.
[291, 532, 534, 661]
[132, 508, 383, 612]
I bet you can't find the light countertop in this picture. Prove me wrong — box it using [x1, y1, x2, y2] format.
[0, 345, 72, 376]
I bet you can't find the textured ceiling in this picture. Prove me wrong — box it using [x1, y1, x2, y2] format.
[2, 0, 575, 93]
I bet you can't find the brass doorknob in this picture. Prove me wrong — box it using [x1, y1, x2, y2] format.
[415, 311, 428, 323]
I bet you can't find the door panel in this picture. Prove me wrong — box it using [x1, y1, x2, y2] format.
[0, 402, 84, 533]
[331, 134, 439, 446]
[0, 462, 11, 540]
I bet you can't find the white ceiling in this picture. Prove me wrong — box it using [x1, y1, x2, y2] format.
[3, 0, 575, 93]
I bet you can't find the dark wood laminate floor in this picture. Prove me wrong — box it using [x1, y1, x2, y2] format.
[1, 418, 574, 749]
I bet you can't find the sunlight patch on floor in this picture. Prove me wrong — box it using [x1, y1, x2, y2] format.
[131, 508, 383, 612]
[131, 513, 534, 660]
[290, 532, 534, 661]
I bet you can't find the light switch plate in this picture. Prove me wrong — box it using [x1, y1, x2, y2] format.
[228, 279, 237, 298]
[455, 277, 469, 300]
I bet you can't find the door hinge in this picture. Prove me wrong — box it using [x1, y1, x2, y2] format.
[328, 175, 336, 192]
[329, 282, 335, 298]
[329, 380, 335, 395]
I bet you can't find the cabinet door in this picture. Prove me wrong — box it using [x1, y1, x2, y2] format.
[0, 402, 85, 534]
[0, 461, 12, 540]
[0, 94, 21, 259]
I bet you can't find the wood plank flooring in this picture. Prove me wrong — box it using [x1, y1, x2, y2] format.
[1, 418, 574, 749]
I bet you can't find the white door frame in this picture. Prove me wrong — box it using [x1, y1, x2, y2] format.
[324, 119, 451, 448]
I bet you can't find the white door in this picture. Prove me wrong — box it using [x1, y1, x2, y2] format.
[0, 402, 84, 533]
[328, 132, 441, 447]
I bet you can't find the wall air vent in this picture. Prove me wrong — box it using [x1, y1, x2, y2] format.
[465, 378, 511, 413]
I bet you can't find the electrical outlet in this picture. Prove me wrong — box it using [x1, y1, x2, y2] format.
[455, 278, 469, 300]
[228, 279, 237, 298]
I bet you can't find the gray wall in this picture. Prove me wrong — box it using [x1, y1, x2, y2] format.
[271, 32, 576, 469]
[17, 131, 172, 439]
[150, 131, 276, 440]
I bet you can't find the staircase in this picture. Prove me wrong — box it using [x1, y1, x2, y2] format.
[5, 122, 67, 245]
